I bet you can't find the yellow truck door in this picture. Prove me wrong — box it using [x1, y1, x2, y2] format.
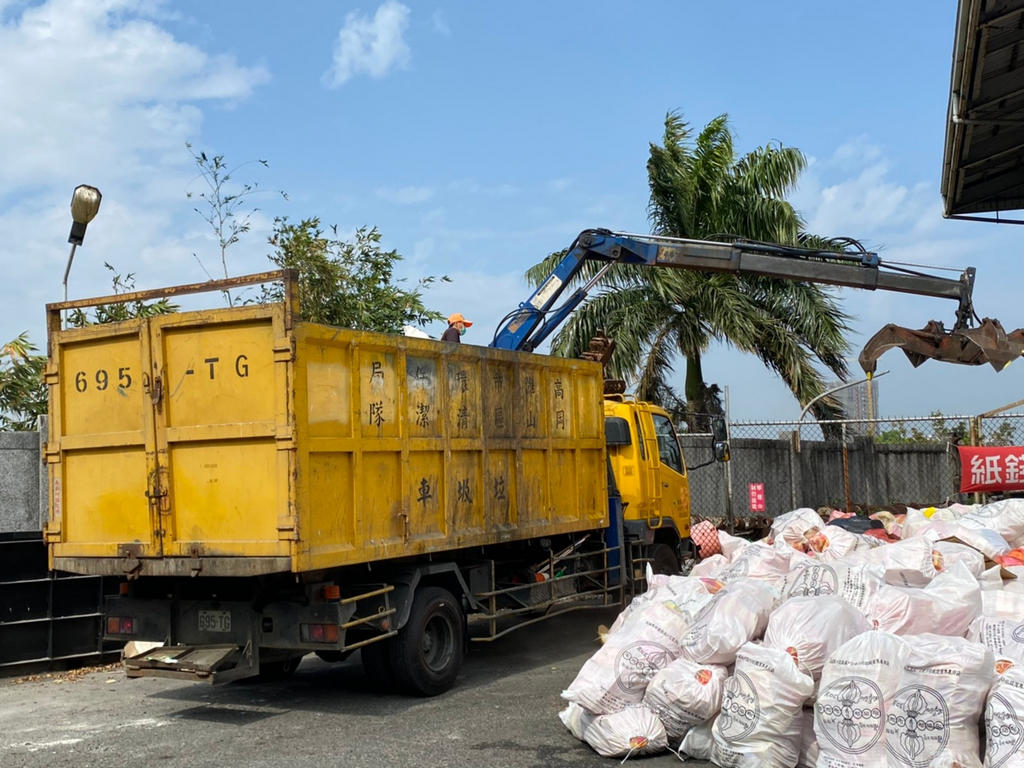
[46, 319, 163, 558]
[642, 406, 691, 537]
[149, 307, 293, 559]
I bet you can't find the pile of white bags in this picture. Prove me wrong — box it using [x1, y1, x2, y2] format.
[559, 498, 1024, 765]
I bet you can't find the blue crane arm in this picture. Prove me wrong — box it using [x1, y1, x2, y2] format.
[489, 228, 974, 354]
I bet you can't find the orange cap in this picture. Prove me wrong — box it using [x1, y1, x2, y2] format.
[447, 313, 473, 327]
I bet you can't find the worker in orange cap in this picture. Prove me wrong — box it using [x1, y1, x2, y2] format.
[441, 312, 473, 343]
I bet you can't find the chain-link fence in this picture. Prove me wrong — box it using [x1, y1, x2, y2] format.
[680, 411, 1024, 530]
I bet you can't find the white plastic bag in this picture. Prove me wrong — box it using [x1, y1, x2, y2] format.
[763, 596, 870, 679]
[678, 579, 775, 665]
[710, 643, 814, 768]
[982, 586, 1024, 620]
[796, 707, 818, 768]
[884, 634, 993, 768]
[967, 615, 1024, 667]
[689, 554, 728, 580]
[770, 508, 825, 550]
[984, 663, 1024, 768]
[562, 599, 689, 714]
[780, 560, 885, 613]
[922, 523, 1010, 560]
[717, 542, 793, 588]
[863, 537, 939, 587]
[932, 539, 986, 577]
[961, 498, 1024, 547]
[678, 721, 714, 760]
[605, 573, 711, 639]
[815, 631, 912, 768]
[642, 658, 727, 741]
[866, 560, 980, 636]
[559, 702, 668, 758]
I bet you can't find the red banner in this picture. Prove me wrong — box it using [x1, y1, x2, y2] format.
[958, 445, 1024, 492]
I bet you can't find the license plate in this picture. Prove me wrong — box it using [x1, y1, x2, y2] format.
[198, 610, 231, 633]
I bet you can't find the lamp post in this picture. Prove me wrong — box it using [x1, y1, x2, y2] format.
[62, 185, 102, 304]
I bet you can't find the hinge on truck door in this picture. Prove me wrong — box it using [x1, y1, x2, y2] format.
[273, 336, 296, 362]
[277, 514, 299, 540]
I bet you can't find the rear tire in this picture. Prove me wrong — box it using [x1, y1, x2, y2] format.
[389, 586, 464, 696]
[647, 542, 681, 575]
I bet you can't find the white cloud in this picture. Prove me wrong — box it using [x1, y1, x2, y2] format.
[431, 9, 451, 37]
[375, 185, 434, 204]
[0, 0, 268, 345]
[323, 1, 411, 88]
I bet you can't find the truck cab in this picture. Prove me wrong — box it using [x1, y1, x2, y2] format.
[604, 396, 691, 573]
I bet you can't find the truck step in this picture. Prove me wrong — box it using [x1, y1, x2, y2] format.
[124, 644, 249, 684]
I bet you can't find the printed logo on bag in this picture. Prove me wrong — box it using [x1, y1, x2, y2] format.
[720, 555, 750, 580]
[985, 692, 1024, 768]
[716, 671, 759, 740]
[996, 659, 1015, 675]
[613, 641, 673, 696]
[695, 669, 713, 686]
[681, 594, 722, 650]
[817, 676, 884, 754]
[787, 564, 838, 598]
[884, 685, 950, 767]
[1012, 623, 1024, 644]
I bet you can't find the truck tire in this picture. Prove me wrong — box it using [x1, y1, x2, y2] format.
[647, 542, 681, 575]
[360, 638, 397, 690]
[389, 586, 464, 696]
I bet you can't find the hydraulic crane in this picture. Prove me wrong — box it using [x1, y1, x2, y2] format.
[490, 228, 1024, 375]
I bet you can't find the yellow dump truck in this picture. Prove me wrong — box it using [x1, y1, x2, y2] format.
[44, 270, 697, 693]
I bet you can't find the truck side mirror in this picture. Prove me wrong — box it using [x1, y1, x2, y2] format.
[713, 441, 730, 463]
[710, 417, 730, 462]
[710, 416, 728, 443]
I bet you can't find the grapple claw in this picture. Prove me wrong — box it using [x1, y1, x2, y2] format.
[859, 318, 1024, 375]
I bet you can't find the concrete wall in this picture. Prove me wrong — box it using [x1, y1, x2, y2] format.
[684, 434, 960, 520]
[0, 429, 43, 534]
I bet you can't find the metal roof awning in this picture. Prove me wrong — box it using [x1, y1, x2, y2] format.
[942, 0, 1024, 219]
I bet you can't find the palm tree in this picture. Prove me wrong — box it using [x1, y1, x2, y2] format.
[528, 112, 852, 430]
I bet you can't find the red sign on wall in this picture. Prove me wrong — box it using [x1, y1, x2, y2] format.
[748, 482, 766, 513]
[957, 445, 1024, 493]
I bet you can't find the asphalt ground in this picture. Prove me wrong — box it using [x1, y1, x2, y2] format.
[0, 606, 713, 768]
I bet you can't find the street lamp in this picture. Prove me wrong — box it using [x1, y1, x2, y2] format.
[63, 184, 102, 303]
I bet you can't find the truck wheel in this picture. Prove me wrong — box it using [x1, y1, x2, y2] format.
[360, 638, 397, 690]
[389, 586, 464, 697]
[647, 542, 681, 575]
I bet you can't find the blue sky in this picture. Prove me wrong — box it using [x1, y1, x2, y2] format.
[2, 0, 1022, 421]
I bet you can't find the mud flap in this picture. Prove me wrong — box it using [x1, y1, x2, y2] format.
[124, 644, 254, 684]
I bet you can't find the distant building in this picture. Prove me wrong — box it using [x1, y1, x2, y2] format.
[827, 380, 880, 433]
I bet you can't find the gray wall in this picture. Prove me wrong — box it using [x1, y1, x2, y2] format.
[0, 428, 44, 534]
[684, 434, 960, 520]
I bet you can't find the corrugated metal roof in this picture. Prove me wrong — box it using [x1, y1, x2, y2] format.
[942, 0, 1024, 217]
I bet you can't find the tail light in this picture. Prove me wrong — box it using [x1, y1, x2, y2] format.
[105, 616, 135, 635]
[300, 623, 340, 643]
